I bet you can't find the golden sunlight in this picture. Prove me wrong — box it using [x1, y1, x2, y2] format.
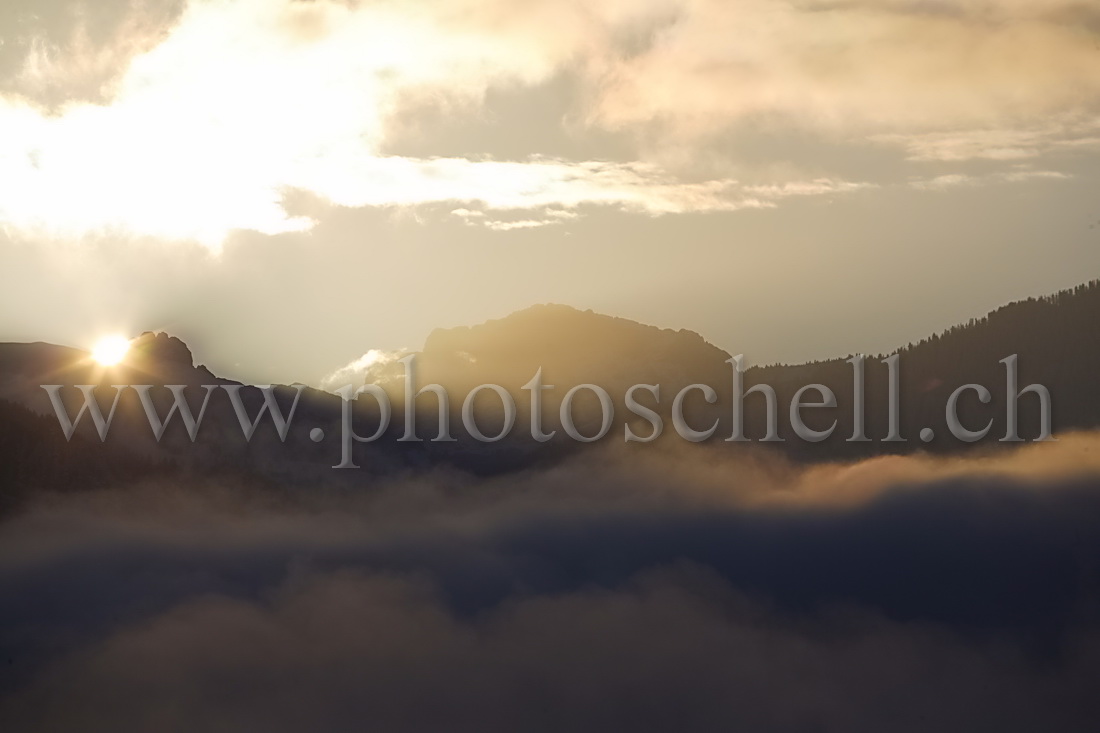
[91, 336, 131, 366]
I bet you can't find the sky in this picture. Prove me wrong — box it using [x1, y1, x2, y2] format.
[1, 0, 1099, 386]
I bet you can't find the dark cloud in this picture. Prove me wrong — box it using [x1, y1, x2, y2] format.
[2, 439, 1100, 730]
[5, 565, 1100, 733]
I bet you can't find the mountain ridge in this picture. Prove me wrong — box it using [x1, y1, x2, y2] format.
[0, 279, 1098, 508]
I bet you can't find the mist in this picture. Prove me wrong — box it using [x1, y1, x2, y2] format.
[3, 436, 1100, 731]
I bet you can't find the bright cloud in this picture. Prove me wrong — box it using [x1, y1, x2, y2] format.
[0, 0, 1095, 248]
[320, 348, 408, 392]
[588, 0, 1100, 133]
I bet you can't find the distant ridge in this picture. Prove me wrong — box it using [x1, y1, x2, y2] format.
[1, 279, 1099, 510]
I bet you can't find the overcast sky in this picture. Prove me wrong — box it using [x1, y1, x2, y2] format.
[1, 0, 1098, 385]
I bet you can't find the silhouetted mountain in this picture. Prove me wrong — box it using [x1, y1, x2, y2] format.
[0, 333, 347, 495]
[0, 398, 172, 513]
[421, 303, 731, 390]
[378, 283, 1100, 459]
[746, 281, 1100, 458]
[2, 280, 1100, 509]
[366, 303, 733, 454]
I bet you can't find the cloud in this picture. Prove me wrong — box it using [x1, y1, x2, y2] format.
[875, 120, 1100, 162]
[1, 0, 1094, 248]
[0, 0, 186, 108]
[0, 0, 744, 247]
[910, 168, 1071, 190]
[450, 206, 580, 231]
[319, 348, 407, 391]
[4, 564, 1100, 733]
[586, 0, 1100, 134]
[3, 435, 1100, 729]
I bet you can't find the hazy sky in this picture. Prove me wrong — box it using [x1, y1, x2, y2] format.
[1, 0, 1098, 385]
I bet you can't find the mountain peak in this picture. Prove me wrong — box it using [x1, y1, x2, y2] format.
[130, 332, 195, 369]
[424, 303, 723, 360]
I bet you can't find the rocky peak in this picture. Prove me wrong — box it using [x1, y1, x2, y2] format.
[130, 332, 195, 369]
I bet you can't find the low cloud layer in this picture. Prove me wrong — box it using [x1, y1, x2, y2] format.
[3, 435, 1100, 730]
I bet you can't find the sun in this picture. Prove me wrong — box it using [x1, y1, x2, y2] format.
[91, 336, 131, 366]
